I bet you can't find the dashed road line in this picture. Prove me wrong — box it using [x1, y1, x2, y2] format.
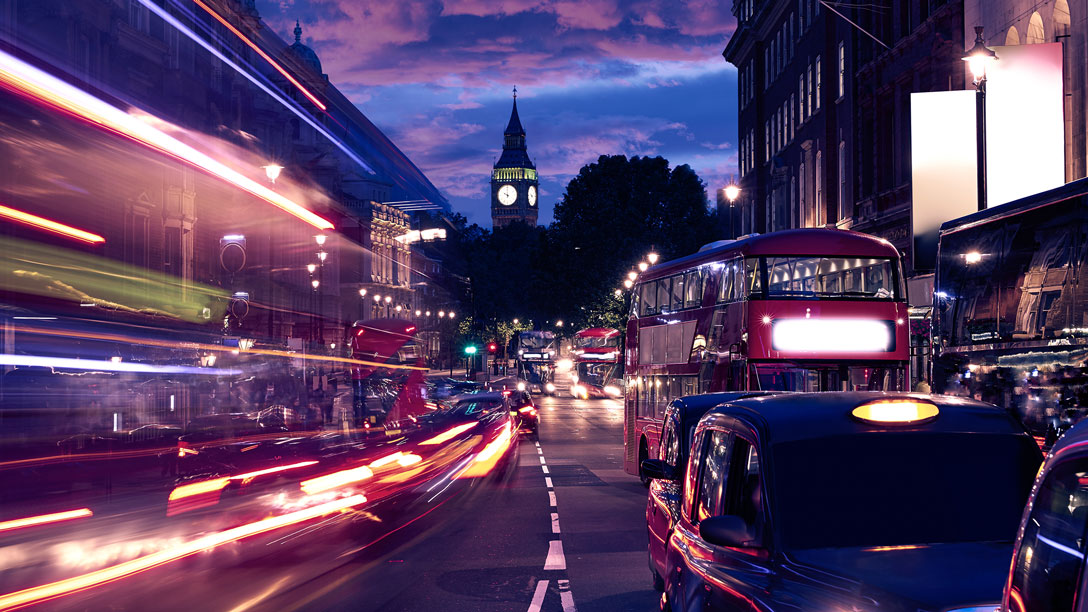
[551, 512, 561, 534]
[539, 456, 547, 465]
[544, 476, 553, 488]
[558, 579, 576, 612]
[527, 579, 549, 612]
[549, 491, 556, 506]
[544, 540, 566, 570]
[542, 465, 550, 474]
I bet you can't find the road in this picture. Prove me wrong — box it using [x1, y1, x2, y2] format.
[0, 369, 656, 612]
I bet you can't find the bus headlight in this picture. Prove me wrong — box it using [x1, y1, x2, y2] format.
[603, 385, 621, 397]
[517, 381, 526, 391]
[545, 382, 556, 393]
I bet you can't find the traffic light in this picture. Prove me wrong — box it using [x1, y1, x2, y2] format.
[487, 342, 498, 354]
[464, 345, 478, 355]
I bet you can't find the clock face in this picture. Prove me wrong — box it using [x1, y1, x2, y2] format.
[498, 184, 517, 206]
[528, 185, 537, 206]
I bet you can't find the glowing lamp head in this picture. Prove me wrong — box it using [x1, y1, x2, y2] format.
[627, 271, 638, 281]
[513, 318, 519, 324]
[318, 251, 327, 262]
[449, 312, 455, 319]
[415, 310, 422, 316]
[962, 26, 997, 85]
[964, 251, 982, 264]
[615, 289, 623, 297]
[385, 296, 392, 304]
[852, 400, 940, 425]
[624, 279, 634, 289]
[556, 320, 563, 327]
[359, 288, 367, 297]
[723, 183, 741, 203]
[517, 381, 526, 391]
[374, 294, 382, 302]
[647, 252, 659, 264]
[438, 310, 445, 317]
[638, 262, 649, 272]
[314, 234, 327, 246]
[262, 164, 283, 183]
[395, 305, 402, 312]
[311, 279, 320, 289]
[306, 263, 316, 274]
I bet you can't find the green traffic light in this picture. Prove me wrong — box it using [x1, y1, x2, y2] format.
[464, 346, 478, 355]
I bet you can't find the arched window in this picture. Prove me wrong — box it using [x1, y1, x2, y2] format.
[1026, 12, 1045, 44]
[1005, 25, 1020, 45]
[1054, 0, 1071, 36]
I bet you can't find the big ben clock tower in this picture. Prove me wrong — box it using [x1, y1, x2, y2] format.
[491, 88, 539, 228]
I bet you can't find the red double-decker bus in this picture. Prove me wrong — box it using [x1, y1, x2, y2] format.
[623, 229, 909, 481]
[350, 319, 428, 426]
[571, 327, 623, 399]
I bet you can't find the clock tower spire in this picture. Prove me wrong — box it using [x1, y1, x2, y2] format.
[491, 87, 538, 228]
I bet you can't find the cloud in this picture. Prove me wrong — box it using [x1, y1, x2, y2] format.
[700, 141, 732, 150]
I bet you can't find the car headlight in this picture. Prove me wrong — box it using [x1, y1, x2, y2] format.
[516, 381, 526, 391]
[603, 385, 621, 396]
[545, 382, 556, 392]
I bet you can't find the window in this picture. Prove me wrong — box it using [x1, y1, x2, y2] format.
[746, 258, 762, 294]
[640, 282, 657, 316]
[671, 274, 685, 311]
[717, 263, 734, 303]
[684, 269, 704, 308]
[657, 277, 672, 313]
[808, 64, 815, 115]
[694, 430, 731, 522]
[815, 56, 822, 109]
[1009, 457, 1088, 611]
[763, 256, 900, 299]
[660, 412, 681, 469]
[815, 150, 824, 225]
[722, 439, 762, 535]
[799, 162, 807, 227]
[790, 94, 796, 139]
[839, 140, 847, 219]
[838, 42, 846, 98]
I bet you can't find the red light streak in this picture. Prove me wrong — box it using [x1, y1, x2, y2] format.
[0, 495, 366, 610]
[419, 422, 476, 446]
[0, 203, 104, 244]
[300, 465, 373, 495]
[457, 422, 514, 479]
[230, 460, 318, 483]
[167, 477, 228, 501]
[190, 0, 327, 111]
[0, 508, 92, 533]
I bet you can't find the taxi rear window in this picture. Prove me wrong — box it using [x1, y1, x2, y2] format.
[773, 432, 1041, 549]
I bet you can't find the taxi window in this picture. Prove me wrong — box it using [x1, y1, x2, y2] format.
[683, 430, 705, 521]
[1009, 458, 1088, 612]
[722, 440, 762, 534]
[660, 411, 681, 469]
[694, 430, 731, 523]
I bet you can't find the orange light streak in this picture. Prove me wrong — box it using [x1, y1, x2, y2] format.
[300, 466, 373, 495]
[0, 508, 92, 533]
[457, 423, 514, 479]
[230, 460, 317, 482]
[0, 204, 104, 244]
[0, 50, 333, 230]
[0, 495, 365, 610]
[167, 477, 229, 501]
[191, 0, 326, 111]
[419, 422, 477, 446]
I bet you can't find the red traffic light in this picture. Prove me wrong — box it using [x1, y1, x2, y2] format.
[487, 342, 498, 353]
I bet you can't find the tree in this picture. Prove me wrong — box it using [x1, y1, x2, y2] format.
[542, 155, 717, 330]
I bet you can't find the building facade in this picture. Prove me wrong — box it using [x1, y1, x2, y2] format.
[491, 92, 539, 228]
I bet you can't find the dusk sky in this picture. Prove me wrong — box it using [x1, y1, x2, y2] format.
[255, 0, 739, 226]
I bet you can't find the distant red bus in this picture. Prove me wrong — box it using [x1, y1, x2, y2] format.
[571, 327, 623, 399]
[623, 229, 909, 480]
[350, 319, 428, 426]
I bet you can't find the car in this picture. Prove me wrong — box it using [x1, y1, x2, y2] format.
[507, 390, 538, 437]
[1003, 418, 1088, 611]
[655, 392, 1043, 612]
[642, 392, 774, 589]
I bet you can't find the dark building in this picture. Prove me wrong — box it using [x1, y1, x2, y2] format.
[723, 0, 965, 280]
[491, 91, 539, 228]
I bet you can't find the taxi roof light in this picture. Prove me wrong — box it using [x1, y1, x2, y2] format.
[851, 400, 939, 425]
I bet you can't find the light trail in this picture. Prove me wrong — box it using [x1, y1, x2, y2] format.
[167, 477, 229, 501]
[0, 353, 238, 376]
[136, 0, 376, 175]
[0, 495, 366, 610]
[457, 422, 514, 479]
[0, 203, 104, 244]
[419, 422, 477, 446]
[0, 48, 334, 230]
[0, 509, 93, 533]
[230, 461, 318, 483]
[190, 0, 325, 110]
[300, 466, 373, 496]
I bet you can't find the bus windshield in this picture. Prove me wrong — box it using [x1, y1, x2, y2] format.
[760, 256, 900, 300]
[751, 363, 905, 392]
[519, 332, 555, 350]
[574, 335, 619, 349]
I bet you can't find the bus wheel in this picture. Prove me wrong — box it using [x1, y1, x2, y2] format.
[638, 440, 651, 488]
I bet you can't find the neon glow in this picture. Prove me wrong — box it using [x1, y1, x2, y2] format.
[0, 508, 92, 533]
[0, 48, 334, 230]
[167, 477, 229, 501]
[300, 466, 373, 495]
[369, 451, 423, 469]
[191, 0, 326, 111]
[0, 495, 366, 610]
[0, 203, 104, 244]
[851, 400, 940, 425]
[771, 318, 892, 353]
[0, 353, 238, 376]
[420, 422, 476, 446]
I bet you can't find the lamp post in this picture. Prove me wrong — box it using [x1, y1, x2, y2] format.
[963, 26, 997, 212]
[722, 178, 741, 238]
[314, 235, 328, 344]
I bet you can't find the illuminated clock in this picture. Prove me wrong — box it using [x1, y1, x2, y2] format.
[528, 185, 537, 206]
[498, 184, 517, 206]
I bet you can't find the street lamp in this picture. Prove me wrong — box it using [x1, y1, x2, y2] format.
[314, 234, 327, 247]
[722, 178, 741, 238]
[556, 320, 564, 328]
[963, 25, 997, 212]
[624, 279, 634, 289]
[317, 251, 327, 262]
[513, 318, 519, 325]
[627, 271, 638, 281]
[415, 309, 422, 316]
[638, 262, 649, 272]
[359, 288, 367, 297]
[647, 252, 659, 265]
[262, 164, 283, 183]
[438, 310, 445, 318]
[311, 279, 320, 289]
[307, 263, 316, 274]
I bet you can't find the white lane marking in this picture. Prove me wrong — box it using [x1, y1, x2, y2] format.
[527, 579, 549, 612]
[537, 448, 543, 455]
[545, 476, 553, 488]
[544, 540, 566, 570]
[539, 456, 547, 465]
[551, 512, 561, 533]
[558, 580, 576, 612]
[542, 465, 550, 474]
[535, 441, 540, 448]
[549, 491, 557, 506]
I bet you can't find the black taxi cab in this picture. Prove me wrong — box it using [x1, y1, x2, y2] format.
[644, 392, 774, 591]
[656, 392, 1043, 612]
[1003, 418, 1088, 612]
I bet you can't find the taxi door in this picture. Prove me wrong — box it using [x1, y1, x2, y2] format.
[648, 406, 682, 582]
